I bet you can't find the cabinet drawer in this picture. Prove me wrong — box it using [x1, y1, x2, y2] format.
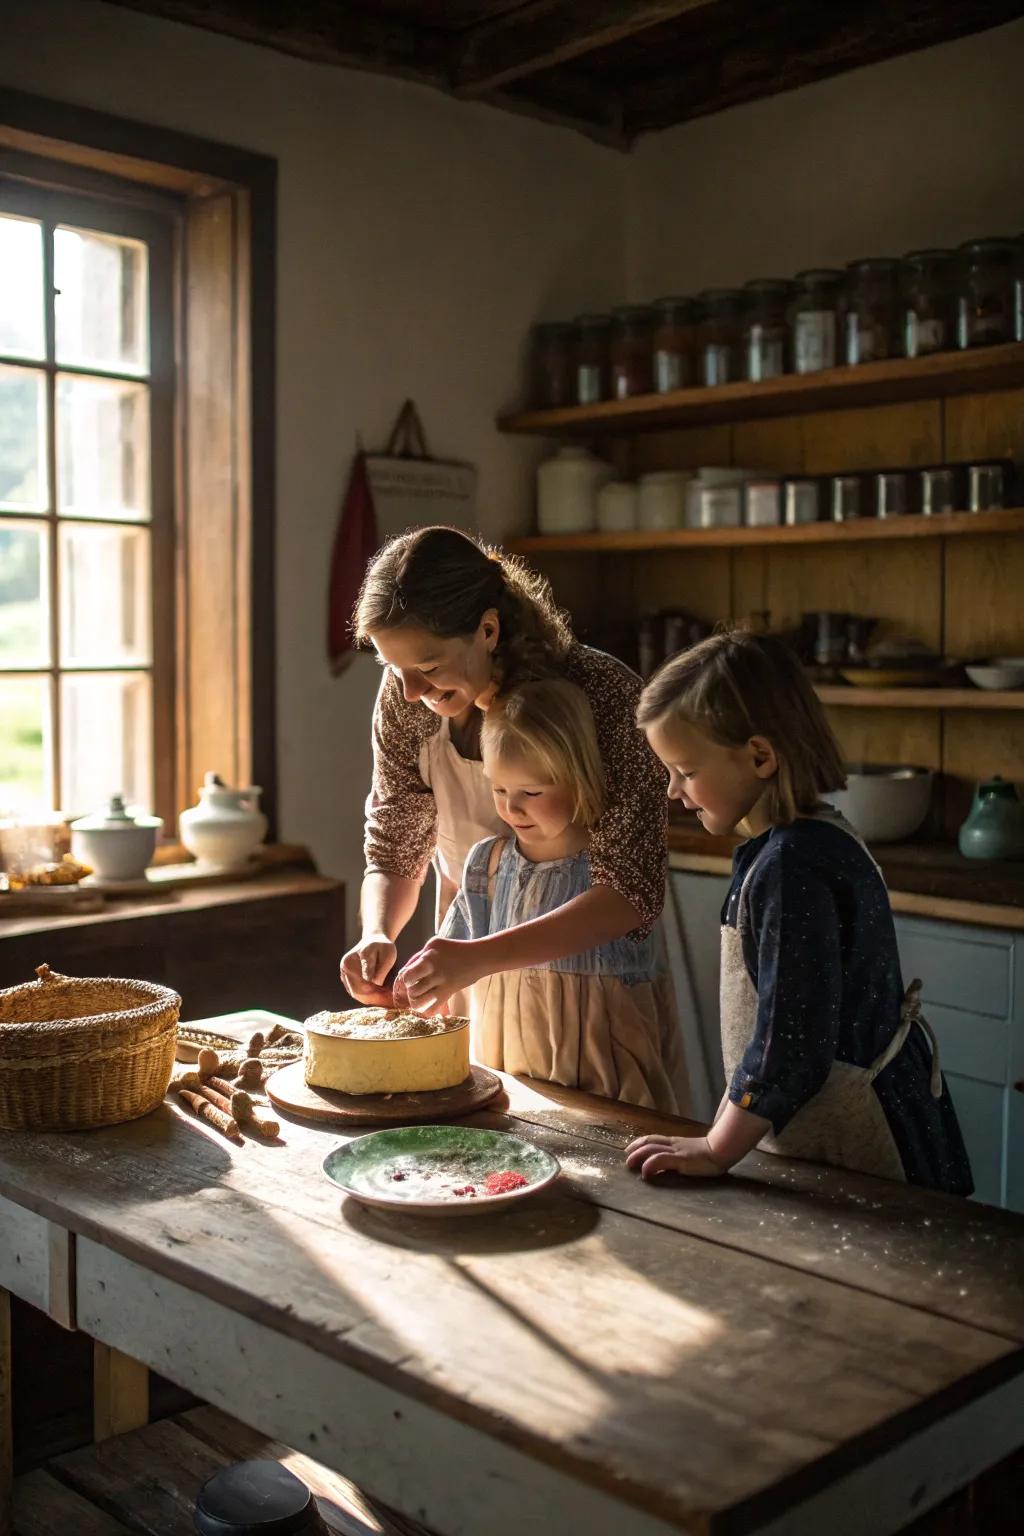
[925, 1002, 1009, 1086]
[944, 1074, 1005, 1208]
[895, 923, 1011, 1020]
[0, 1193, 74, 1326]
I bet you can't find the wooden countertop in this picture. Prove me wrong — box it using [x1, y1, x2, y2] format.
[668, 820, 1024, 931]
[1, 1064, 1023, 1534]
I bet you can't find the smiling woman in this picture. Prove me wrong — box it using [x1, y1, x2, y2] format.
[340, 527, 674, 1083]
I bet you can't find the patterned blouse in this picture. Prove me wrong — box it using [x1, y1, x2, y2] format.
[364, 642, 668, 933]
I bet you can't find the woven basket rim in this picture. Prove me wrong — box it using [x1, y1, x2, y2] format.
[0, 967, 181, 1033]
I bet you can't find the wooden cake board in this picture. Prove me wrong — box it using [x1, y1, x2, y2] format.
[264, 1060, 504, 1127]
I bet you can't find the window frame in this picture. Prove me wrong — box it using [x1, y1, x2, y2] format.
[0, 175, 177, 823]
[0, 88, 278, 840]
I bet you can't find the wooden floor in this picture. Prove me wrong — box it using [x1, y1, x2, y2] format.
[12, 1406, 432, 1536]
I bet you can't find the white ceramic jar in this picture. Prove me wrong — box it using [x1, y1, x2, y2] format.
[179, 772, 268, 871]
[70, 794, 162, 882]
[596, 480, 638, 533]
[637, 471, 690, 531]
[536, 447, 612, 535]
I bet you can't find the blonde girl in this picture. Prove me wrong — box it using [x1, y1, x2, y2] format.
[627, 629, 971, 1192]
[416, 678, 688, 1113]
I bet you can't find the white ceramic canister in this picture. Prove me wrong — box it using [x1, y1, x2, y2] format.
[636, 470, 690, 531]
[536, 446, 612, 535]
[596, 480, 638, 533]
[70, 794, 162, 882]
[179, 772, 268, 871]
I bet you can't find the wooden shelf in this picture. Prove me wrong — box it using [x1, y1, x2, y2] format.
[499, 341, 1024, 436]
[817, 686, 1024, 710]
[507, 507, 1024, 554]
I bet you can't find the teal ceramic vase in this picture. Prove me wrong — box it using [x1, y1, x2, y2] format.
[957, 776, 1024, 861]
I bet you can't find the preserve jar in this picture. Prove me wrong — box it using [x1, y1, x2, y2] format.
[651, 295, 694, 393]
[791, 269, 843, 374]
[844, 258, 901, 364]
[573, 314, 611, 404]
[956, 238, 1016, 349]
[529, 321, 574, 408]
[743, 278, 790, 381]
[902, 249, 955, 358]
[697, 288, 742, 386]
[610, 305, 655, 399]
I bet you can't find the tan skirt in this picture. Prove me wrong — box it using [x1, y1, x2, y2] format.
[470, 967, 689, 1116]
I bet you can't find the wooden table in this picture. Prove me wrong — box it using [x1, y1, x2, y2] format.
[2, 1059, 1024, 1536]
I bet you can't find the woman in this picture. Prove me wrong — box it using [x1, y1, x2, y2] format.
[341, 525, 672, 1048]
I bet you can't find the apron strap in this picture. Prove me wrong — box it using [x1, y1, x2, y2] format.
[868, 978, 943, 1097]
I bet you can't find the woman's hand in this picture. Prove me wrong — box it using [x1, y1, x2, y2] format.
[624, 1133, 729, 1181]
[396, 937, 484, 1015]
[340, 933, 398, 1007]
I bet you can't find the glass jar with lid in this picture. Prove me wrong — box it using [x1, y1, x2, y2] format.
[791, 269, 843, 374]
[956, 238, 1016, 349]
[697, 289, 742, 387]
[902, 249, 955, 358]
[573, 314, 611, 405]
[529, 321, 574, 409]
[651, 295, 695, 393]
[610, 305, 655, 399]
[844, 258, 901, 365]
[743, 278, 791, 381]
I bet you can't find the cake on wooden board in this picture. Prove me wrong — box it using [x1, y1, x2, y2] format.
[303, 1007, 470, 1095]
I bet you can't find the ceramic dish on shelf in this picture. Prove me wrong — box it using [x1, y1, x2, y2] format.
[965, 658, 1024, 691]
[322, 1124, 560, 1215]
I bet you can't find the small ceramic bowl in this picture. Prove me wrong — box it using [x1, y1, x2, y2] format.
[965, 658, 1024, 691]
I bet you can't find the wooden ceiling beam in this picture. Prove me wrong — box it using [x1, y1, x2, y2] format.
[621, 0, 1024, 136]
[452, 0, 721, 95]
[103, 0, 451, 86]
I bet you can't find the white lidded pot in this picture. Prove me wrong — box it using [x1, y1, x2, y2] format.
[596, 480, 638, 533]
[179, 772, 268, 871]
[536, 446, 612, 534]
[70, 793, 162, 882]
[637, 470, 690, 531]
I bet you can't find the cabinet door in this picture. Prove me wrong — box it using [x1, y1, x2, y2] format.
[1006, 1085, 1024, 1215]
[942, 1073, 1006, 1208]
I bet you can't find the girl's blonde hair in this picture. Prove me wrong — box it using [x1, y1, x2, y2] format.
[481, 678, 606, 830]
[637, 629, 846, 825]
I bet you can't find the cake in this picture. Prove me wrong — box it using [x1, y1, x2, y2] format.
[303, 1007, 470, 1096]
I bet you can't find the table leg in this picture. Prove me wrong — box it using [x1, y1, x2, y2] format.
[1, 1289, 11, 1536]
[93, 1342, 149, 1442]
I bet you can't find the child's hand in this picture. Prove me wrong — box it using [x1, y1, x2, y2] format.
[396, 938, 482, 1015]
[625, 1134, 729, 1180]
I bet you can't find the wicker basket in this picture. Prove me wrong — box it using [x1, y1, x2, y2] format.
[0, 964, 181, 1131]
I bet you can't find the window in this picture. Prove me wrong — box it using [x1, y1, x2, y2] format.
[0, 179, 174, 821]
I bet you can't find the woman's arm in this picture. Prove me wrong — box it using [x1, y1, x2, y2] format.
[398, 884, 639, 1012]
[341, 872, 424, 1004]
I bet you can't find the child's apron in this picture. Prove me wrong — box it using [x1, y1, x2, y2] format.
[719, 811, 943, 1182]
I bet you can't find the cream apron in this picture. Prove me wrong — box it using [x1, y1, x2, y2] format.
[719, 811, 943, 1182]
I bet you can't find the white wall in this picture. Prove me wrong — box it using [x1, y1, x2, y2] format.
[626, 20, 1024, 298]
[0, 0, 626, 925]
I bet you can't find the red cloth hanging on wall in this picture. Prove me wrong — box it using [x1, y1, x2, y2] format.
[327, 448, 378, 676]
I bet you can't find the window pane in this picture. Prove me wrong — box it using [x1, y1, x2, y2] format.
[57, 374, 150, 521]
[55, 226, 149, 376]
[0, 522, 50, 667]
[59, 522, 150, 667]
[0, 365, 47, 512]
[60, 671, 152, 816]
[0, 675, 52, 814]
[0, 215, 45, 362]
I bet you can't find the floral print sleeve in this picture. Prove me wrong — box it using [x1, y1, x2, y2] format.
[567, 646, 668, 936]
[363, 670, 439, 882]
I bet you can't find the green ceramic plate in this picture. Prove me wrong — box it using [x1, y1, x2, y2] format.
[322, 1125, 560, 1214]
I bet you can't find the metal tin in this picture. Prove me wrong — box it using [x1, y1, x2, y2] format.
[920, 466, 958, 516]
[967, 462, 1009, 512]
[875, 471, 910, 519]
[830, 474, 866, 522]
[744, 479, 783, 526]
[783, 478, 821, 525]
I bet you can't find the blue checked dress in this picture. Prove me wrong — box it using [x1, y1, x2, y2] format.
[441, 836, 689, 1113]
